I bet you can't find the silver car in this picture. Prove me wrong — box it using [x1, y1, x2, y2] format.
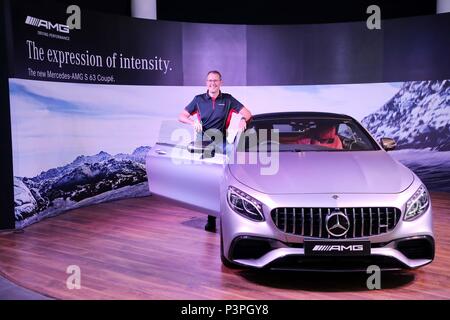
[146, 112, 434, 271]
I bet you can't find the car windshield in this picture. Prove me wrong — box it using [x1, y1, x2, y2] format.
[236, 117, 380, 152]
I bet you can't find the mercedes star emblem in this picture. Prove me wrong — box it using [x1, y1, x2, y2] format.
[326, 211, 350, 237]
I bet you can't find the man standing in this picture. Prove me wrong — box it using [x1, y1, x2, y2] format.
[178, 70, 252, 232]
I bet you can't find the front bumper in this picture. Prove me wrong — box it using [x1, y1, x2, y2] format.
[220, 179, 434, 271]
[227, 235, 434, 271]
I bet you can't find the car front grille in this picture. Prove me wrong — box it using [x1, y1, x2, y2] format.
[271, 207, 401, 238]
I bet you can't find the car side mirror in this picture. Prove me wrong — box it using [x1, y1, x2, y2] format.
[187, 141, 215, 158]
[380, 137, 396, 151]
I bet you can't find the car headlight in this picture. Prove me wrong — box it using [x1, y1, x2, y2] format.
[227, 186, 264, 221]
[404, 185, 430, 221]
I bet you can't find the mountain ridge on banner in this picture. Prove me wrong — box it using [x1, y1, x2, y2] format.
[362, 80, 450, 151]
[14, 146, 151, 227]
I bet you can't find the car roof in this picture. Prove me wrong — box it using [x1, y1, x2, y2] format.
[251, 112, 354, 121]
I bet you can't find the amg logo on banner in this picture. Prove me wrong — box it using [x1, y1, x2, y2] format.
[25, 16, 70, 34]
[312, 245, 365, 252]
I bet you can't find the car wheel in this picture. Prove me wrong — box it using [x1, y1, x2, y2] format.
[220, 221, 240, 269]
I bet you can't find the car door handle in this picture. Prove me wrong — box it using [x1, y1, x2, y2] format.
[155, 149, 166, 155]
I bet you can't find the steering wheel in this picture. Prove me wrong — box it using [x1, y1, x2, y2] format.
[342, 136, 368, 150]
[341, 137, 353, 149]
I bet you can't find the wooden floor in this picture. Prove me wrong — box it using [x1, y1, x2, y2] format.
[0, 192, 449, 300]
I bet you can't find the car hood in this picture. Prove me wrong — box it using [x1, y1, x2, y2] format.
[228, 151, 414, 194]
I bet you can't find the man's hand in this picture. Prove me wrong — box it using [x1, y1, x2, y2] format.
[238, 107, 252, 132]
[193, 122, 202, 132]
[238, 118, 247, 132]
[179, 110, 202, 132]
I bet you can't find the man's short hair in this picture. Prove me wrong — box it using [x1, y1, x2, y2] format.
[206, 70, 222, 80]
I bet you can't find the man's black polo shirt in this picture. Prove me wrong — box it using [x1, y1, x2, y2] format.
[185, 91, 244, 133]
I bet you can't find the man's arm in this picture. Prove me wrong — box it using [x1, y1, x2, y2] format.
[179, 109, 202, 132]
[238, 107, 252, 131]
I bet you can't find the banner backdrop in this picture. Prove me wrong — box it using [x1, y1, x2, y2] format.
[5, 0, 450, 229]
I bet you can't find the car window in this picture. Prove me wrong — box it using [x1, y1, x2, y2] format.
[237, 117, 379, 152]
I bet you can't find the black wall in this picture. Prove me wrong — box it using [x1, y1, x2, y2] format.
[18, 0, 437, 24]
[34, 0, 131, 16]
[0, 0, 15, 230]
[157, 0, 436, 24]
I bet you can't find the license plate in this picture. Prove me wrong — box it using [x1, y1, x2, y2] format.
[304, 240, 371, 256]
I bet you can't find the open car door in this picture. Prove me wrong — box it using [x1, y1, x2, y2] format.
[145, 121, 226, 216]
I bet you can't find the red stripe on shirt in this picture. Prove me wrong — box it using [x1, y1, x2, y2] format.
[190, 110, 201, 122]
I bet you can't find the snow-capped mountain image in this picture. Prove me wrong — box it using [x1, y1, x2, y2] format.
[362, 80, 450, 150]
[362, 80, 450, 192]
[14, 146, 151, 229]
